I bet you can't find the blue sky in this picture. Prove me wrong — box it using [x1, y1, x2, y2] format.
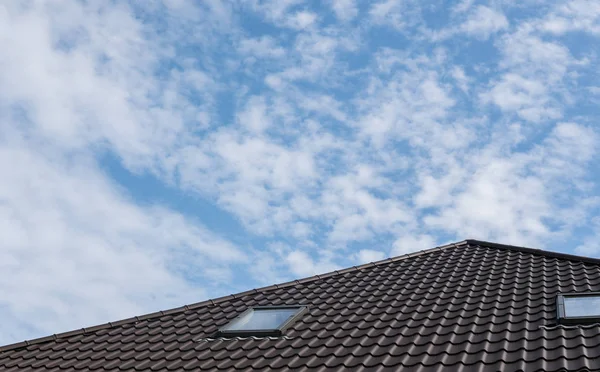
[1, 0, 600, 345]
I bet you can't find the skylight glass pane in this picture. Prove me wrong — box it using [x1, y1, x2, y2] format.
[564, 296, 600, 317]
[223, 308, 300, 331]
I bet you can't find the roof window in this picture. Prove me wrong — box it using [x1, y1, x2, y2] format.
[215, 305, 308, 337]
[557, 292, 600, 324]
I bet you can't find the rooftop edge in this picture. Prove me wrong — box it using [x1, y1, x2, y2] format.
[2, 239, 598, 353]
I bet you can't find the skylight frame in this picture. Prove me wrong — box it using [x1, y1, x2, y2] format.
[556, 292, 600, 324]
[215, 305, 309, 338]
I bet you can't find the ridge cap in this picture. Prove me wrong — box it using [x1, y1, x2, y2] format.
[466, 239, 600, 265]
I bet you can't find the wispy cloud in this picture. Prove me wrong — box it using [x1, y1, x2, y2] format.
[461, 6, 509, 39]
[0, 135, 244, 344]
[538, 0, 600, 35]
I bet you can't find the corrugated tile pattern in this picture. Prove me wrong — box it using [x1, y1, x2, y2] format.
[2, 240, 600, 371]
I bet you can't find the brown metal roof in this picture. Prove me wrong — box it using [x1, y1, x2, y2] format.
[2, 239, 600, 371]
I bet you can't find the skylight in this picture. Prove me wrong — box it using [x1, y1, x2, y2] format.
[215, 306, 308, 337]
[557, 292, 600, 324]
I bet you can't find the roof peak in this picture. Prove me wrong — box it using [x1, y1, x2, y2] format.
[3, 239, 599, 353]
[466, 239, 600, 266]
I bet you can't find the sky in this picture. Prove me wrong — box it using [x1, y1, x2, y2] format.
[1, 0, 600, 345]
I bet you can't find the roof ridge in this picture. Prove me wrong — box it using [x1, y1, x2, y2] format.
[0, 240, 470, 353]
[466, 239, 600, 266]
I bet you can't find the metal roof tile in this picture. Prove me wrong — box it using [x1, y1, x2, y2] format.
[3, 240, 600, 371]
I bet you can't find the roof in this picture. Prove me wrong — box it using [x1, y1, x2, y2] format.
[2, 239, 600, 371]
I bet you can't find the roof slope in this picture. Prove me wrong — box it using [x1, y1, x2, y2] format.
[2, 240, 600, 371]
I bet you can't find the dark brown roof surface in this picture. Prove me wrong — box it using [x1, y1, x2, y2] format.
[2, 239, 600, 371]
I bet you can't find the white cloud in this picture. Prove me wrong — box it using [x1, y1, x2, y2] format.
[481, 73, 560, 122]
[588, 86, 600, 95]
[286, 251, 339, 277]
[330, 0, 358, 21]
[236, 96, 273, 133]
[370, 0, 402, 27]
[453, 0, 475, 14]
[425, 159, 551, 243]
[415, 166, 466, 209]
[575, 217, 600, 257]
[0, 0, 244, 345]
[451, 66, 470, 93]
[482, 21, 585, 124]
[0, 138, 244, 345]
[538, 0, 600, 35]
[297, 93, 348, 122]
[424, 123, 598, 246]
[461, 6, 509, 39]
[323, 169, 412, 243]
[245, 0, 318, 30]
[238, 36, 286, 58]
[291, 222, 312, 239]
[0, 0, 218, 170]
[355, 249, 386, 263]
[499, 31, 577, 82]
[288, 11, 318, 29]
[392, 235, 436, 256]
[262, 29, 358, 87]
[358, 51, 461, 149]
[172, 127, 320, 235]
